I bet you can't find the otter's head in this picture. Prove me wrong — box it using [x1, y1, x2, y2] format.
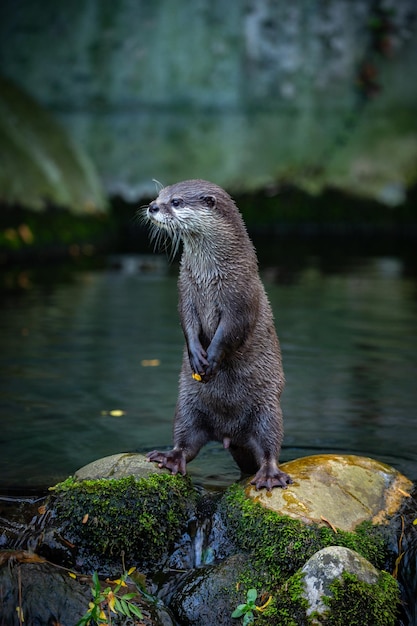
[146, 179, 244, 258]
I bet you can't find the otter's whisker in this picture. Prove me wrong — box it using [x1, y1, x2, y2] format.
[152, 178, 164, 193]
[135, 205, 149, 225]
[168, 231, 182, 262]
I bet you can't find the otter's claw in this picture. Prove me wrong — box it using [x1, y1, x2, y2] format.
[250, 468, 293, 491]
[146, 449, 187, 476]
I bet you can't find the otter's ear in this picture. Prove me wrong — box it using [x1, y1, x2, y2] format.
[200, 194, 216, 209]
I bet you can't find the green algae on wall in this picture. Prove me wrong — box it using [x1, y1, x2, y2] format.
[0, 76, 107, 213]
[1, 1, 416, 204]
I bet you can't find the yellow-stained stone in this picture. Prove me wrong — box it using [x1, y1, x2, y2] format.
[245, 454, 412, 532]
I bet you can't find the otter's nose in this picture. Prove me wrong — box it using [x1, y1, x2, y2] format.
[148, 201, 159, 214]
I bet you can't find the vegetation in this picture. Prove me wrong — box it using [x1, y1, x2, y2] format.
[221, 484, 388, 580]
[76, 569, 143, 626]
[0, 208, 114, 264]
[51, 473, 196, 568]
[220, 484, 398, 625]
[319, 570, 399, 626]
[232, 587, 272, 625]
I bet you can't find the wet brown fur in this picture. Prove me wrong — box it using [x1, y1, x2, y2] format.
[145, 179, 292, 489]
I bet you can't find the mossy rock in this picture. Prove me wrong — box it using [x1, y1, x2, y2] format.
[245, 454, 412, 531]
[221, 481, 390, 578]
[217, 454, 410, 625]
[301, 546, 399, 625]
[73, 452, 169, 481]
[218, 481, 402, 625]
[50, 453, 196, 571]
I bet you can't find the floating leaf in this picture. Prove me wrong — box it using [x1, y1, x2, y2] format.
[141, 359, 160, 367]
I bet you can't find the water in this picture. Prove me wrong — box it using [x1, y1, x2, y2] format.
[1, 249, 416, 492]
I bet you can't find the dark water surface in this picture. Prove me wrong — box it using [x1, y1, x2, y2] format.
[1, 248, 417, 492]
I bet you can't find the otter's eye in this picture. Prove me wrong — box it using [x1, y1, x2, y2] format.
[171, 198, 183, 208]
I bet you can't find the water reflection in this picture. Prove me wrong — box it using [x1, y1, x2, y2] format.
[0, 251, 416, 491]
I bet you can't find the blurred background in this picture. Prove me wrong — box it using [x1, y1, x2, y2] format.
[0, 1, 416, 492]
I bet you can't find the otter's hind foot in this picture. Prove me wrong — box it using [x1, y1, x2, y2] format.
[251, 464, 293, 491]
[146, 449, 187, 476]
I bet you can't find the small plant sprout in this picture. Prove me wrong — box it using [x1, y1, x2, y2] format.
[75, 567, 143, 625]
[232, 588, 272, 624]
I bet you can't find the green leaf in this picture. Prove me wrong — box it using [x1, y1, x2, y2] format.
[120, 599, 132, 617]
[129, 604, 144, 618]
[121, 592, 137, 601]
[243, 612, 255, 626]
[232, 606, 247, 618]
[247, 588, 257, 604]
[92, 571, 100, 594]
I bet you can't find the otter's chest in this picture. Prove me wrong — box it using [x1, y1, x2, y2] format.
[179, 263, 225, 333]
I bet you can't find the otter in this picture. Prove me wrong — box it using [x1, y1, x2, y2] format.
[145, 179, 292, 490]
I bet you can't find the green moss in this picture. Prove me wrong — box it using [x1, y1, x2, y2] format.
[319, 571, 400, 626]
[221, 484, 392, 624]
[254, 571, 310, 626]
[221, 484, 387, 585]
[51, 473, 195, 567]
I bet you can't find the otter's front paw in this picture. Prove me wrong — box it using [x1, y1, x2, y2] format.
[188, 343, 209, 379]
[146, 449, 187, 476]
[250, 467, 293, 491]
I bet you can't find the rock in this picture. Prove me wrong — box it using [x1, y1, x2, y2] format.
[301, 546, 399, 625]
[50, 454, 197, 574]
[0, 560, 90, 626]
[245, 454, 412, 531]
[74, 451, 168, 481]
[0, 558, 172, 626]
[169, 554, 249, 626]
[301, 546, 379, 618]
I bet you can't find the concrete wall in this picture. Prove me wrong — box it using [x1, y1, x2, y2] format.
[0, 0, 416, 204]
